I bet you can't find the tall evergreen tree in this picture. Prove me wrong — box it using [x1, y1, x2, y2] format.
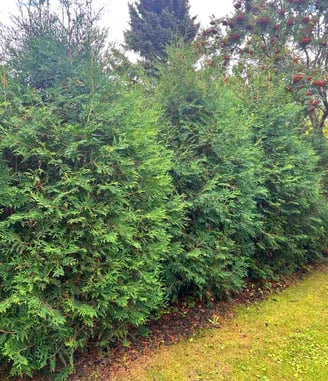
[125, 0, 199, 62]
[0, 1, 183, 378]
[2, 0, 105, 94]
[156, 45, 264, 299]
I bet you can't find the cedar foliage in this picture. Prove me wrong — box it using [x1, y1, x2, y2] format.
[156, 45, 264, 299]
[243, 77, 328, 278]
[0, 78, 181, 379]
[4, 0, 105, 93]
[0, 2, 183, 379]
[155, 45, 327, 295]
[0, 2, 328, 379]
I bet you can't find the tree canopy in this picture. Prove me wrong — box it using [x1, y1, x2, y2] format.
[201, 0, 327, 131]
[125, 0, 199, 62]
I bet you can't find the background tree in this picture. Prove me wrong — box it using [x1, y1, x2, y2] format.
[1, 0, 105, 95]
[201, 0, 327, 132]
[125, 0, 199, 62]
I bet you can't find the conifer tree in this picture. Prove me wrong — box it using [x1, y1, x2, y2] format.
[0, 1, 183, 378]
[2, 0, 105, 93]
[156, 45, 263, 299]
[125, 0, 199, 62]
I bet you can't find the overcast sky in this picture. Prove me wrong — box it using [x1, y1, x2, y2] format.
[0, 1, 234, 44]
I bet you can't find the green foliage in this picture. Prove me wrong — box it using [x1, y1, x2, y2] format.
[0, 4, 184, 378]
[3, 0, 105, 92]
[155, 44, 328, 292]
[201, 0, 328, 131]
[125, 0, 199, 62]
[156, 45, 264, 299]
[244, 79, 328, 277]
[0, 79, 181, 377]
[1, 6, 328, 378]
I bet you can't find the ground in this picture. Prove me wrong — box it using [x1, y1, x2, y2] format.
[2, 263, 326, 381]
[71, 266, 328, 381]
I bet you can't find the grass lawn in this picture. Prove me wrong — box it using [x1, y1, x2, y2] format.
[112, 265, 328, 381]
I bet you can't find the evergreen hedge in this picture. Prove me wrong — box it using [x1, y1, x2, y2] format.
[156, 47, 264, 299]
[244, 81, 328, 278]
[0, 39, 327, 379]
[0, 82, 181, 378]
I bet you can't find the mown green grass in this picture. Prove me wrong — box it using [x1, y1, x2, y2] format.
[113, 265, 328, 381]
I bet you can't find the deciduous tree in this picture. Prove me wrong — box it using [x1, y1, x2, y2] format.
[202, 0, 327, 132]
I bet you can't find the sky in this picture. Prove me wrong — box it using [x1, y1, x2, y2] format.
[0, 0, 234, 44]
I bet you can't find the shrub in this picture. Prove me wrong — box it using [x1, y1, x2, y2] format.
[245, 82, 328, 278]
[156, 45, 264, 299]
[0, 82, 180, 378]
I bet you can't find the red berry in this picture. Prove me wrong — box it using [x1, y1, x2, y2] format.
[300, 36, 312, 46]
[293, 74, 305, 83]
[234, 1, 242, 9]
[312, 80, 326, 87]
[302, 16, 310, 24]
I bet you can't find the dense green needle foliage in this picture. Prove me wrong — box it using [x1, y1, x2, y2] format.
[155, 45, 328, 297]
[125, 0, 199, 62]
[155, 46, 264, 299]
[243, 79, 328, 277]
[0, 79, 182, 378]
[0, 2, 328, 379]
[0, 4, 184, 376]
[4, 0, 105, 93]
